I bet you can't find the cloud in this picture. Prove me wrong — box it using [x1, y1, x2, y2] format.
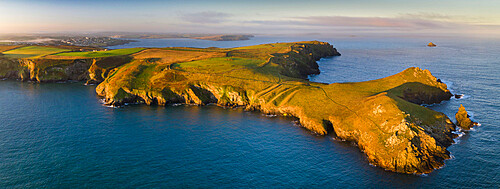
[398, 12, 497, 26]
[243, 19, 300, 25]
[242, 15, 468, 32]
[398, 12, 455, 21]
[301, 16, 448, 28]
[305, 16, 412, 28]
[180, 11, 232, 24]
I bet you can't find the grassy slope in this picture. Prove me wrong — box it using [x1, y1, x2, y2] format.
[2, 46, 70, 58]
[0, 45, 23, 53]
[54, 48, 145, 58]
[96, 42, 307, 105]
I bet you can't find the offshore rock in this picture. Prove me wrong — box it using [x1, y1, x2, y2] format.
[455, 104, 478, 130]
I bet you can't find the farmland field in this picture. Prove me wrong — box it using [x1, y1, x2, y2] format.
[0, 45, 22, 52]
[54, 48, 145, 58]
[2, 46, 69, 58]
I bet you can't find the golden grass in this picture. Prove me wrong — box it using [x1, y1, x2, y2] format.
[54, 48, 145, 58]
[132, 48, 226, 65]
[2, 46, 70, 59]
[0, 45, 23, 53]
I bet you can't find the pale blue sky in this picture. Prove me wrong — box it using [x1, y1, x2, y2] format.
[0, 0, 499, 36]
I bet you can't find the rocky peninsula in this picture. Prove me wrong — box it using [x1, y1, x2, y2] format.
[0, 41, 463, 174]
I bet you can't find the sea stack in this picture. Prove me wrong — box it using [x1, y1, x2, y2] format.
[455, 104, 478, 130]
[427, 42, 437, 47]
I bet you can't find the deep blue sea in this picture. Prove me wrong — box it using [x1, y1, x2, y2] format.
[1, 36, 499, 188]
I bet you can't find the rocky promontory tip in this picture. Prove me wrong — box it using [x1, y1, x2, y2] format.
[455, 104, 478, 130]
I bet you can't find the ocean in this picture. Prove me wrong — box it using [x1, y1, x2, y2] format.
[0, 35, 498, 188]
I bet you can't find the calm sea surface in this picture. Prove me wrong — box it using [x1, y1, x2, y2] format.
[1, 36, 498, 188]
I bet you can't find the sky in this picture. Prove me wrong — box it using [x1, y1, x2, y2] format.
[0, 0, 499, 37]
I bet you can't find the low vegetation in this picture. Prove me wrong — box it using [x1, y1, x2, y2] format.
[54, 48, 145, 58]
[2, 46, 70, 58]
[0, 45, 22, 53]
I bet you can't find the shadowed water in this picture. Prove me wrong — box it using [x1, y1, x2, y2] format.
[0, 36, 498, 188]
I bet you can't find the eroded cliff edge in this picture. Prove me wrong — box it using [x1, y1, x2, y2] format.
[1, 41, 457, 174]
[0, 55, 131, 83]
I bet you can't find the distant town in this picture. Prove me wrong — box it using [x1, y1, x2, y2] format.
[55, 37, 135, 47]
[0, 36, 134, 47]
[0, 33, 255, 47]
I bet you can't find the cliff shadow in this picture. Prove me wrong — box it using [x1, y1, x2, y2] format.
[385, 82, 452, 105]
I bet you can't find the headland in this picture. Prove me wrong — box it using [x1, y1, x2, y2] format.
[0, 41, 461, 174]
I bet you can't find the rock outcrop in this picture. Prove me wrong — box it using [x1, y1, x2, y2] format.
[428, 42, 437, 47]
[455, 104, 478, 130]
[454, 94, 463, 99]
[268, 42, 341, 78]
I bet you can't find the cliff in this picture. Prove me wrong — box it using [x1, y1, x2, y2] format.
[0, 46, 136, 83]
[0, 41, 458, 174]
[0, 56, 130, 83]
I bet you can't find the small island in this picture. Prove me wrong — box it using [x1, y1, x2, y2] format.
[428, 42, 437, 47]
[0, 41, 462, 174]
[456, 104, 479, 130]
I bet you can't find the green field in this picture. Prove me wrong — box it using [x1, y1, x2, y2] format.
[174, 57, 265, 74]
[54, 48, 145, 58]
[2, 46, 70, 58]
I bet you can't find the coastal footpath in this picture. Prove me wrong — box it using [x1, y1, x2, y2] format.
[0, 41, 461, 174]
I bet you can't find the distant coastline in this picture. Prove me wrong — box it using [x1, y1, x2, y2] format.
[0, 33, 255, 47]
[113, 34, 254, 41]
